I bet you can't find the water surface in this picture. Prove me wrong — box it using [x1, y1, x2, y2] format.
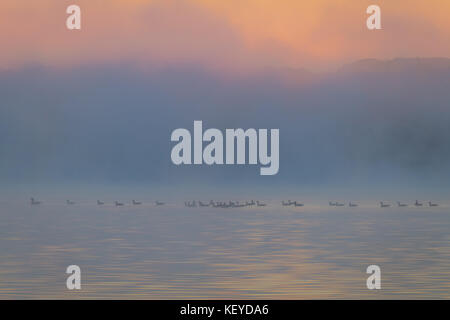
[0, 201, 449, 299]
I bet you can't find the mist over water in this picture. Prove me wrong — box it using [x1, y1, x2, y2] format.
[1, 58, 450, 191]
[1, 58, 450, 299]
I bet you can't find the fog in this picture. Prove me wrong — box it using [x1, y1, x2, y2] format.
[1, 58, 449, 195]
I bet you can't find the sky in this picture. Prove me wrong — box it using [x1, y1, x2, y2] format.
[0, 0, 449, 71]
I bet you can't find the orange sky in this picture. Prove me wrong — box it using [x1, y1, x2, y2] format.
[0, 0, 449, 71]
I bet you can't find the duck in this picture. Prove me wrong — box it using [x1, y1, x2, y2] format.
[380, 201, 390, 208]
[30, 197, 41, 205]
[199, 201, 209, 207]
[256, 201, 267, 207]
[428, 201, 438, 207]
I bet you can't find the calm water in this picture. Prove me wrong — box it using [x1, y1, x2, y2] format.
[1, 201, 450, 299]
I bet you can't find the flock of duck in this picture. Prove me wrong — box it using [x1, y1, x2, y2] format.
[328, 200, 439, 207]
[29, 197, 440, 208]
[378, 200, 439, 207]
[185, 200, 266, 208]
[30, 198, 165, 206]
[184, 200, 440, 208]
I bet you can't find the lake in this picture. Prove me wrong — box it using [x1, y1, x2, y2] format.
[0, 200, 449, 299]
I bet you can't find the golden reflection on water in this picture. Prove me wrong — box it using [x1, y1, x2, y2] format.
[0, 202, 449, 299]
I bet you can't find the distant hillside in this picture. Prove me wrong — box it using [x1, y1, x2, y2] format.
[339, 57, 450, 74]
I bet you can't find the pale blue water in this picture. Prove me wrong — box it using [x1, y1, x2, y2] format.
[0, 200, 449, 299]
